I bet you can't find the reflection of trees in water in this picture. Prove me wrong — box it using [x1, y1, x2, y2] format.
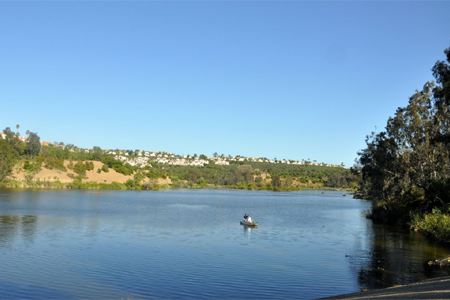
[0, 216, 21, 246]
[21, 215, 38, 245]
[351, 223, 450, 289]
[0, 215, 38, 247]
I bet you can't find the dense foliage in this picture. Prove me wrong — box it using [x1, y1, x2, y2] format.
[146, 161, 356, 191]
[356, 45, 450, 240]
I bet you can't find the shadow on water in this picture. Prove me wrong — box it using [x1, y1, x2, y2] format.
[350, 222, 450, 289]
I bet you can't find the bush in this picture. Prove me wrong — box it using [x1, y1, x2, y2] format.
[142, 179, 160, 190]
[368, 200, 411, 226]
[125, 179, 139, 190]
[113, 165, 132, 176]
[23, 158, 43, 174]
[98, 182, 125, 190]
[410, 209, 450, 242]
[23, 160, 31, 170]
[67, 176, 83, 189]
[42, 153, 67, 172]
[73, 161, 86, 176]
[85, 161, 94, 171]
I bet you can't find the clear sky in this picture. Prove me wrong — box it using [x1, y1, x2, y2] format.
[1, 1, 449, 167]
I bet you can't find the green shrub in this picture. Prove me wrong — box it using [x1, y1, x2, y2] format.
[113, 165, 132, 176]
[85, 161, 94, 171]
[410, 209, 450, 242]
[73, 161, 86, 176]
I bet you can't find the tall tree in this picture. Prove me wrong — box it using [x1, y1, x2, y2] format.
[27, 132, 41, 158]
[2, 127, 22, 154]
[271, 174, 282, 190]
[432, 47, 450, 145]
[0, 139, 18, 184]
[357, 45, 450, 220]
[92, 146, 103, 160]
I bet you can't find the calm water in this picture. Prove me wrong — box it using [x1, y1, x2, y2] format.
[0, 189, 449, 299]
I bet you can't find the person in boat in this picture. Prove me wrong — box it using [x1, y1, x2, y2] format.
[243, 214, 248, 220]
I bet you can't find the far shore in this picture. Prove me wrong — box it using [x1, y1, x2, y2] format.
[5, 160, 354, 192]
[0, 184, 352, 193]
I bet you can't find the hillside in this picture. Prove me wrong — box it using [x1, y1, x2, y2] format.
[8, 160, 172, 189]
[0, 134, 358, 191]
[11, 160, 131, 184]
[5, 158, 353, 191]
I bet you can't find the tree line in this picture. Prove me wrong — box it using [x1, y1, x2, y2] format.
[355, 45, 450, 242]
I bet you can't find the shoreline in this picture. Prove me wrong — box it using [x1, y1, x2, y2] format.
[0, 184, 352, 193]
[318, 276, 450, 299]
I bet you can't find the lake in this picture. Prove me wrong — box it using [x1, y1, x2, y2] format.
[0, 189, 449, 299]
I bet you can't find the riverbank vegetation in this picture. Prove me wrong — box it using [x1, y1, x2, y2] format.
[0, 129, 357, 192]
[355, 45, 450, 243]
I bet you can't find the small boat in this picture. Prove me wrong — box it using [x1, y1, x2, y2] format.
[240, 219, 258, 226]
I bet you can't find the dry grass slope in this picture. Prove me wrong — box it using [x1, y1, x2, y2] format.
[11, 160, 133, 184]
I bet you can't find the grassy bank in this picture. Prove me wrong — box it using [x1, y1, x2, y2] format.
[4, 178, 304, 191]
[4, 177, 355, 192]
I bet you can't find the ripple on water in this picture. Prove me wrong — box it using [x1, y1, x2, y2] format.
[167, 204, 210, 209]
[0, 190, 449, 299]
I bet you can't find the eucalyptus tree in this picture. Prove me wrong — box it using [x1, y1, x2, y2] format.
[357, 45, 450, 217]
[384, 82, 446, 208]
[27, 132, 41, 159]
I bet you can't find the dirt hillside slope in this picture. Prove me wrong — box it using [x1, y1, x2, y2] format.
[11, 160, 133, 184]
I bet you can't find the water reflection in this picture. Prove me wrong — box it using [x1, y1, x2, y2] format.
[0, 215, 38, 247]
[1, 189, 450, 299]
[351, 223, 450, 289]
[21, 215, 38, 245]
[242, 225, 257, 241]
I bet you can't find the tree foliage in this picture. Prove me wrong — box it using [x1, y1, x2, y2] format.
[357, 45, 450, 224]
[27, 132, 41, 158]
[0, 139, 19, 184]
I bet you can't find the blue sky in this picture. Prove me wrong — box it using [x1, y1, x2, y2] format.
[1, 1, 449, 167]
